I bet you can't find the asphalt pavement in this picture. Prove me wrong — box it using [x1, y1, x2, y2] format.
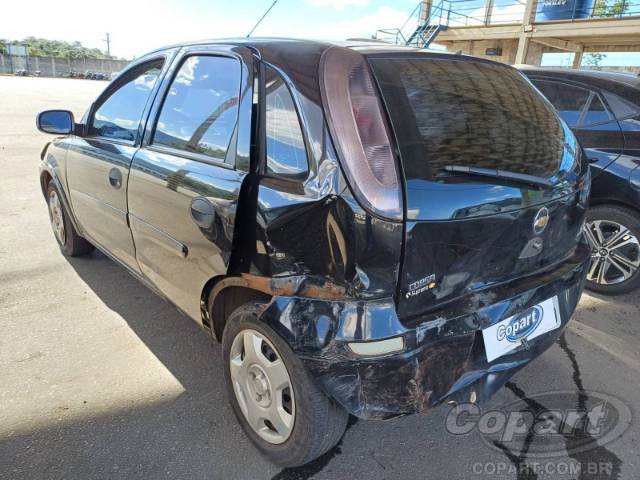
[1, 75, 639, 480]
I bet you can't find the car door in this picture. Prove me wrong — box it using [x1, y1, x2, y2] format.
[127, 46, 254, 322]
[66, 53, 174, 271]
[531, 78, 624, 175]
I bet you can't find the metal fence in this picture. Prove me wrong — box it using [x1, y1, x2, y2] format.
[428, 0, 640, 27]
[0, 54, 130, 77]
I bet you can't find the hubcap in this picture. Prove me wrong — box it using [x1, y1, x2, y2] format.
[584, 220, 640, 285]
[48, 190, 66, 245]
[229, 329, 295, 444]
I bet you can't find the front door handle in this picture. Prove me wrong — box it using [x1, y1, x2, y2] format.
[108, 168, 122, 189]
[190, 197, 216, 228]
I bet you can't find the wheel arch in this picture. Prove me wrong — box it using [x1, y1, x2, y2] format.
[589, 197, 640, 216]
[40, 170, 53, 197]
[40, 167, 84, 236]
[202, 276, 273, 342]
[201, 273, 347, 341]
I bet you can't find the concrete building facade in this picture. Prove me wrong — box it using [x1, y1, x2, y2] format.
[429, 0, 640, 67]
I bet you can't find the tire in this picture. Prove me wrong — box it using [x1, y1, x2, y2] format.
[46, 181, 94, 257]
[584, 205, 640, 295]
[222, 303, 348, 467]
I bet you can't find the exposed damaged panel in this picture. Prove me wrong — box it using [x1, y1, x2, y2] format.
[250, 83, 403, 300]
[399, 197, 587, 321]
[256, 257, 588, 419]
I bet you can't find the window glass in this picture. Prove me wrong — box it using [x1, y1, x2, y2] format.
[532, 80, 590, 127]
[90, 60, 163, 141]
[153, 56, 241, 162]
[582, 95, 612, 126]
[603, 91, 640, 120]
[370, 59, 566, 180]
[265, 67, 308, 177]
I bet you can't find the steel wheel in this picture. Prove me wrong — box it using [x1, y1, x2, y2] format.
[584, 219, 640, 285]
[48, 189, 66, 245]
[229, 329, 295, 444]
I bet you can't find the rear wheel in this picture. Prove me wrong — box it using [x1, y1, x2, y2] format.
[584, 205, 640, 294]
[222, 303, 348, 467]
[47, 181, 94, 257]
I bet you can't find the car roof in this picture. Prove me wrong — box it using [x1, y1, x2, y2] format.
[520, 66, 640, 90]
[147, 37, 436, 57]
[141, 37, 516, 105]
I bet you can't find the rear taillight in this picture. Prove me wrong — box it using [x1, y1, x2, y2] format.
[320, 47, 403, 221]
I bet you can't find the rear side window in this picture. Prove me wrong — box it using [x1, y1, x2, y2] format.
[603, 91, 640, 120]
[153, 55, 241, 162]
[90, 60, 163, 141]
[265, 66, 308, 177]
[532, 80, 591, 127]
[582, 95, 612, 126]
[534, 79, 614, 127]
[370, 58, 566, 180]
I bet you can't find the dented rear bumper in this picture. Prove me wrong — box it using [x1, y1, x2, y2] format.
[258, 245, 590, 420]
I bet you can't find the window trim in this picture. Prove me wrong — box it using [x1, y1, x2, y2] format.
[145, 143, 235, 170]
[85, 56, 167, 146]
[146, 52, 243, 169]
[260, 62, 311, 181]
[580, 91, 614, 127]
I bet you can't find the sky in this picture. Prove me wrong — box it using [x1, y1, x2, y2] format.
[2, 0, 418, 59]
[4, 0, 638, 65]
[541, 52, 640, 68]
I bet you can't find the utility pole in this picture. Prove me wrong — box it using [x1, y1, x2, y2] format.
[103, 33, 111, 58]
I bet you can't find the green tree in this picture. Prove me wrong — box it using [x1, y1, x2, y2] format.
[584, 52, 606, 67]
[593, 0, 629, 17]
[3, 37, 115, 59]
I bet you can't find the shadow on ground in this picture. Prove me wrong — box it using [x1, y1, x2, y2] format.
[2, 252, 635, 480]
[0, 251, 279, 480]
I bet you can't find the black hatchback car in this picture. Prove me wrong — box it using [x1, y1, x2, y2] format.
[37, 40, 590, 466]
[522, 68, 640, 294]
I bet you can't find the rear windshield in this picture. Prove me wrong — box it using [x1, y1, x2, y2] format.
[369, 57, 568, 182]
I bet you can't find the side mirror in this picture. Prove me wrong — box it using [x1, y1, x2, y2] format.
[36, 110, 74, 135]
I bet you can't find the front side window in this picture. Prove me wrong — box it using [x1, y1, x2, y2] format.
[265, 67, 308, 177]
[90, 60, 163, 141]
[153, 55, 241, 162]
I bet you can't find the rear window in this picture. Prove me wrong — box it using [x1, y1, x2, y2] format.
[369, 58, 567, 181]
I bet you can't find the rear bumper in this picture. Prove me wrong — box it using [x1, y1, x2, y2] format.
[258, 244, 590, 420]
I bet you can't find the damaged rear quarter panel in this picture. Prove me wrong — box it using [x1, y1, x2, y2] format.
[249, 49, 404, 300]
[255, 250, 588, 420]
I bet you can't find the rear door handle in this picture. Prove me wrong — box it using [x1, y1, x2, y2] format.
[108, 168, 122, 189]
[190, 197, 216, 228]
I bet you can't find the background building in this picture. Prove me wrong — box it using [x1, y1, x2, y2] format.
[376, 0, 640, 72]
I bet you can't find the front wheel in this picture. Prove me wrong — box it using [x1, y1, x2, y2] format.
[222, 303, 348, 467]
[47, 181, 94, 257]
[584, 205, 640, 294]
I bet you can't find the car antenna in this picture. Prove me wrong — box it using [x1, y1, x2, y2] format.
[246, 0, 279, 37]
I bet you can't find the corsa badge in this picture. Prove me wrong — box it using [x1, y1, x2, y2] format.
[406, 274, 437, 299]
